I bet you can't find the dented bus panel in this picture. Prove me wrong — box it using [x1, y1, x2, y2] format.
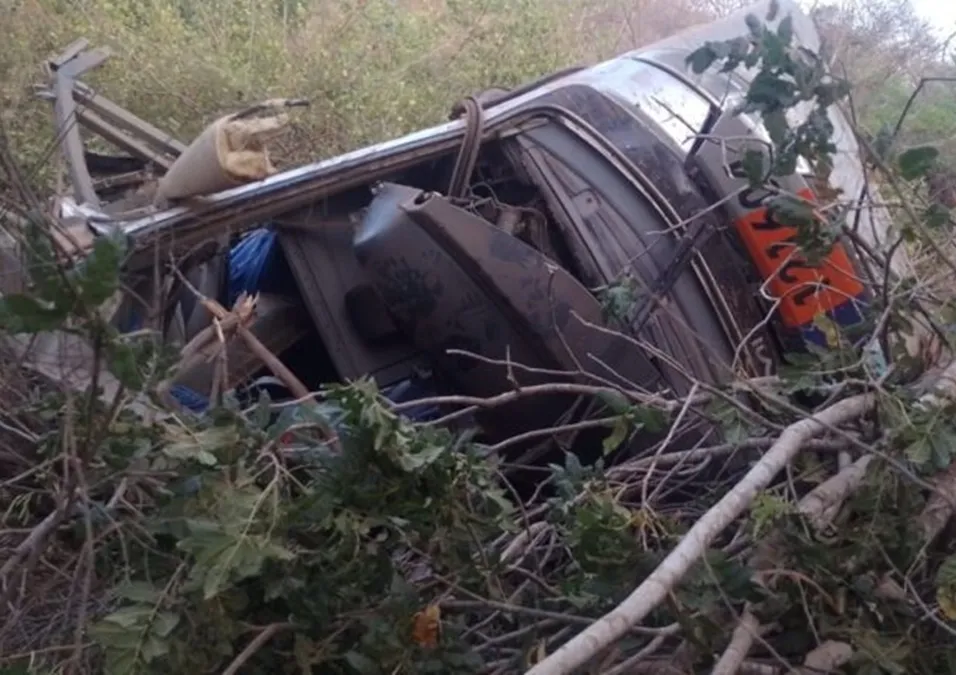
[32, 0, 899, 459]
[631, 0, 900, 344]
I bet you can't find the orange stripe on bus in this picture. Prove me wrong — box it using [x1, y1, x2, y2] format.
[732, 188, 865, 328]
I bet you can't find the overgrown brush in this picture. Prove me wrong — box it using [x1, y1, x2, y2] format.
[1, 0, 594, 188]
[5, 2, 956, 675]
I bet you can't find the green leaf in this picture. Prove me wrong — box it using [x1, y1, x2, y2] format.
[762, 108, 790, 147]
[923, 202, 950, 229]
[599, 277, 640, 323]
[751, 492, 792, 537]
[100, 605, 154, 629]
[936, 553, 956, 588]
[252, 388, 273, 429]
[937, 554, 956, 620]
[707, 399, 751, 444]
[768, 194, 815, 228]
[152, 611, 180, 638]
[597, 389, 631, 414]
[115, 581, 164, 604]
[905, 436, 932, 466]
[0, 665, 30, 675]
[345, 651, 382, 674]
[0, 293, 68, 332]
[178, 521, 295, 600]
[872, 124, 895, 160]
[932, 424, 956, 471]
[21, 221, 70, 307]
[632, 406, 667, 433]
[139, 635, 170, 662]
[686, 45, 718, 74]
[90, 602, 179, 675]
[603, 417, 629, 454]
[853, 630, 911, 674]
[766, 0, 780, 21]
[564, 451, 583, 480]
[897, 145, 939, 181]
[163, 426, 238, 467]
[394, 441, 445, 472]
[741, 149, 769, 184]
[108, 340, 154, 391]
[776, 15, 793, 45]
[74, 233, 125, 307]
[102, 649, 140, 675]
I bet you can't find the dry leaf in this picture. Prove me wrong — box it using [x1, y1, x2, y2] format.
[938, 586, 956, 621]
[411, 604, 441, 649]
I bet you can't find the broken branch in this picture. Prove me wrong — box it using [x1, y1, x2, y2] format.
[525, 394, 875, 675]
[711, 608, 760, 675]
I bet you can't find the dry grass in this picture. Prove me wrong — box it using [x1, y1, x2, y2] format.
[0, 0, 724, 190]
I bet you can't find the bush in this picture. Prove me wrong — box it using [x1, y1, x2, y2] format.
[1, 0, 590, 187]
[5, 2, 956, 675]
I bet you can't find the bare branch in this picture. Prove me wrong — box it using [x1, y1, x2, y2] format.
[526, 394, 874, 675]
[712, 608, 760, 675]
[221, 623, 291, 675]
[798, 640, 853, 674]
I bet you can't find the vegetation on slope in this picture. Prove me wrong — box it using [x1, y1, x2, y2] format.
[3, 1, 956, 674]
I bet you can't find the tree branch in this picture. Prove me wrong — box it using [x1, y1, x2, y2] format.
[525, 394, 875, 675]
[221, 622, 291, 675]
[712, 608, 760, 675]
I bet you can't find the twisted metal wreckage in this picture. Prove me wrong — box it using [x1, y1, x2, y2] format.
[7, 0, 916, 464]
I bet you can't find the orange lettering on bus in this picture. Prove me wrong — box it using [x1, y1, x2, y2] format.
[732, 188, 864, 327]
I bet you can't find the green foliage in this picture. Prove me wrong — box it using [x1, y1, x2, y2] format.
[677, 11, 956, 671]
[705, 397, 755, 444]
[890, 403, 956, 473]
[0, 224, 126, 332]
[1, 0, 585, 186]
[750, 492, 793, 538]
[863, 77, 956, 172]
[598, 273, 643, 326]
[78, 396, 483, 671]
[897, 145, 940, 181]
[6, 1, 956, 673]
[935, 554, 956, 620]
[686, 3, 852, 260]
[90, 600, 181, 675]
[687, 2, 849, 178]
[68, 370, 538, 673]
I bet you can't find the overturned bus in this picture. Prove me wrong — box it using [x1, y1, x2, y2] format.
[32, 0, 909, 463]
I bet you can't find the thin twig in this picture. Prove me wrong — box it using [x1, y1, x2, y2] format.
[221, 622, 292, 675]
